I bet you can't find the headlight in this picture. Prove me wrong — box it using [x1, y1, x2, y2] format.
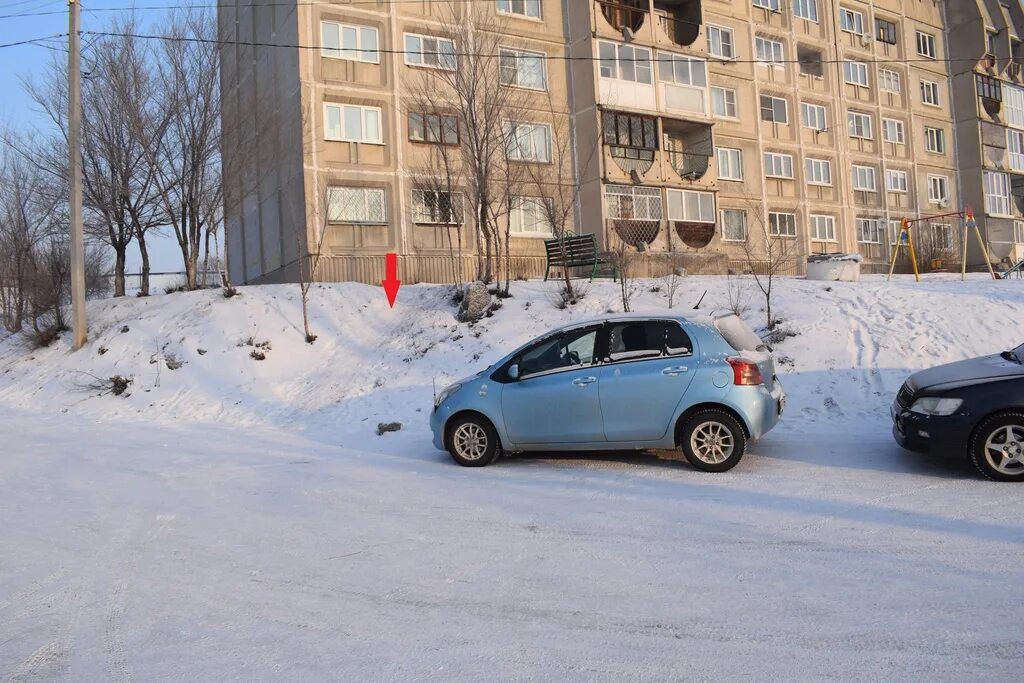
[434, 382, 463, 408]
[908, 397, 963, 416]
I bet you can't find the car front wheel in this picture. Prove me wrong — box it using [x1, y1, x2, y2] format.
[680, 410, 747, 473]
[446, 414, 500, 467]
[970, 412, 1024, 482]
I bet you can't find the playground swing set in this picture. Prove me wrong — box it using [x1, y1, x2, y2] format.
[887, 207, 1020, 282]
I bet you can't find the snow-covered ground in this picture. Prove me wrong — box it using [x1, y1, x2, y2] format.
[1, 275, 1023, 681]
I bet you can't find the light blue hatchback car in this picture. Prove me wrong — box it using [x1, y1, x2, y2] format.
[430, 312, 785, 472]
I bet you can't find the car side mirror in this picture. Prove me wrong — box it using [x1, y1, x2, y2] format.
[508, 364, 520, 380]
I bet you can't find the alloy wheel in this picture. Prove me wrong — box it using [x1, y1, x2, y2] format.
[690, 420, 735, 465]
[984, 424, 1024, 476]
[453, 423, 489, 462]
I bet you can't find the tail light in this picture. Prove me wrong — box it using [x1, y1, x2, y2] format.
[726, 357, 764, 386]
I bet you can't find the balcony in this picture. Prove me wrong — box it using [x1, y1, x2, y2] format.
[597, 0, 648, 35]
[654, 0, 701, 47]
[664, 118, 712, 182]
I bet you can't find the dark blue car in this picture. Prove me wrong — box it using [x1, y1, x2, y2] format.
[892, 342, 1024, 481]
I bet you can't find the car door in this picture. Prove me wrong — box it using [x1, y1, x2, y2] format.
[598, 320, 698, 442]
[501, 326, 606, 445]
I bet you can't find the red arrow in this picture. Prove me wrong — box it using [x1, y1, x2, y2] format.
[382, 252, 400, 308]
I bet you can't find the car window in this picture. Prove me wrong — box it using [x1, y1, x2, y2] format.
[519, 328, 597, 378]
[665, 323, 693, 356]
[605, 322, 666, 362]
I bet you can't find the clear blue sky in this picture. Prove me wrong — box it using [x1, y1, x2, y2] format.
[1, 0, 184, 272]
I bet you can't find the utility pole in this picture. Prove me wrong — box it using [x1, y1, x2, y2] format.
[68, 0, 87, 350]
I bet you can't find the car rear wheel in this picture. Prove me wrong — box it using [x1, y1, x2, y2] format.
[446, 414, 500, 467]
[680, 410, 747, 473]
[970, 412, 1024, 482]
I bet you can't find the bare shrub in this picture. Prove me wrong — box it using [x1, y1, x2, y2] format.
[608, 240, 637, 312]
[724, 275, 750, 317]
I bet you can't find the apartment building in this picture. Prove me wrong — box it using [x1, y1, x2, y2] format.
[219, 0, 1013, 286]
[947, 0, 1024, 267]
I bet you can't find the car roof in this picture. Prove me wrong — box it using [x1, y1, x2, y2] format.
[544, 310, 728, 335]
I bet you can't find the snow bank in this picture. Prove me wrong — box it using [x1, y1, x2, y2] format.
[0, 274, 1021, 448]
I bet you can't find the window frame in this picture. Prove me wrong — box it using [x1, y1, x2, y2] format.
[879, 68, 902, 93]
[976, 74, 1003, 101]
[851, 164, 877, 192]
[801, 102, 827, 131]
[411, 189, 465, 226]
[1008, 129, 1024, 171]
[927, 174, 949, 203]
[407, 111, 460, 145]
[599, 40, 653, 84]
[720, 208, 748, 242]
[496, 0, 542, 21]
[707, 25, 736, 60]
[875, 18, 898, 45]
[763, 152, 795, 179]
[605, 185, 664, 221]
[920, 79, 941, 106]
[320, 21, 380, 64]
[924, 126, 946, 154]
[508, 196, 555, 236]
[768, 211, 797, 238]
[516, 326, 602, 380]
[882, 117, 906, 144]
[504, 120, 553, 163]
[324, 103, 384, 144]
[710, 86, 738, 118]
[716, 147, 744, 181]
[403, 33, 457, 71]
[793, 0, 818, 23]
[839, 8, 865, 35]
[809, 214, 836, 242]
[984, 170, 1012, 217]
[847, 111, 873, 140]
[843, 60, 869, 87]
[498, 47, 549, 91]
[886, 169, 909, 193]
[760, 94, 789, 124]
[666, 189, 716, 224]
[755, 36, 785, 66]
[856, 217, 883, 244]
[326, 186, 387, 225]
[805, 157, 832, 186]
[916, 30, 936, 59]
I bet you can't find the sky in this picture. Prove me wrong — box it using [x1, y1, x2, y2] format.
[0, 0, 185, 272]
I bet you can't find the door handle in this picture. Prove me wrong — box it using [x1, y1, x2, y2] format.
[662, 366, 689, 376]
[572, 376, 598, 386]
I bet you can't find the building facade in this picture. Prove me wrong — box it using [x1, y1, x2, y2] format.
[219, 0, 1024, 286]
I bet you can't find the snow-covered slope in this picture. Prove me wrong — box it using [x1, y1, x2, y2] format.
[1, 274, 1021, 449]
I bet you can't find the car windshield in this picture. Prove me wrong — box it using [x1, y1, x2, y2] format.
[1007, 342, 1024, 364]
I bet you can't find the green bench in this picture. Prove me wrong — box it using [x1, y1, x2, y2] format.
[543, 234, 618, 282]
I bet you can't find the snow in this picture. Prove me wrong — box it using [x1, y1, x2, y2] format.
[2, 274, 1023, 680]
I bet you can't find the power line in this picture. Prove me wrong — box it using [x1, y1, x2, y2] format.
[79, 29, 1007, 68]
[0, 32, 67, 49]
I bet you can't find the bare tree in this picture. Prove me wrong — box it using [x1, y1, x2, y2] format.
[420, 5, 530, 287]
[665, 250, 686, 309]
[142, 9, 222, 291]
[294, 175, 335, 344]
[25, 20, 165, 297]
[742, 204, 797, 330]
[608, 238, 637, 312]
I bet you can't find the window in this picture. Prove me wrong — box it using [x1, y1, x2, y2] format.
[327, 187, 386, 224]
[505, 121, 552, 162]
[496, 0, 541, 19]
[408, 112, 459, 144]
[599, 41, 653, 84]
[886, 169, 908, 193]
[605, 185, 663, 220]
[602, 111, 658, 161]
[852, 164, 876, 191]
[711, 86, 738, 117]
[931, 223, 954, 250]
[755, 36, 785, 66]
[720, 209, 747, 241]
[805, 158, 831, 186]
[920, 80, 940, 106]
[889, 219, 906, 246]
[798, 46, 824, 78]
[1013, 220, 1024, 244]
[876, 18, 897, 45]
[879, 69, 902, 93]
[924, 126, 946, 154]
[1008, 129, 1024, 171]
[707, 25, 736, 60]
[760, 95, 789, 123]
[856, 217, 883, 244]
[809, 214, 836, 241]
[716, 147, 744, 180]
[976, 74, 1002, 101]
[321, 21, 379, 63]
[801, 102, 827, 131]
[984, 171, 1012, 216]
[916, 31, 936, 59]
[324, 103, 382, 143]
[928, 175, 949, 203]
[412, 190, 464, 225]
[657, 52, 708, 88]
[404, 33, 456, 70]
[848, 111, 873, 139]
[509, 197, 554, 235]
[768, 212, 797, 237]
[753, 0, 781, 10]
[499, 48, 548, 90]
[763, 152, 794, 178]
[840, 8, 864, 35]
[519, 327, 598, 378]
[666, 189, 716, 223]
[843, 61, 869, 87]
[988, 30, 1000, 57]
[882, 118, 905, 144]
[793, 0, 818, 22]
[1006, 84, 1024, 127]
[604, 322, 683, 363]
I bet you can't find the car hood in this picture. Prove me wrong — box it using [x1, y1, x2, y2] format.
[908, 354, 1024, 391]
